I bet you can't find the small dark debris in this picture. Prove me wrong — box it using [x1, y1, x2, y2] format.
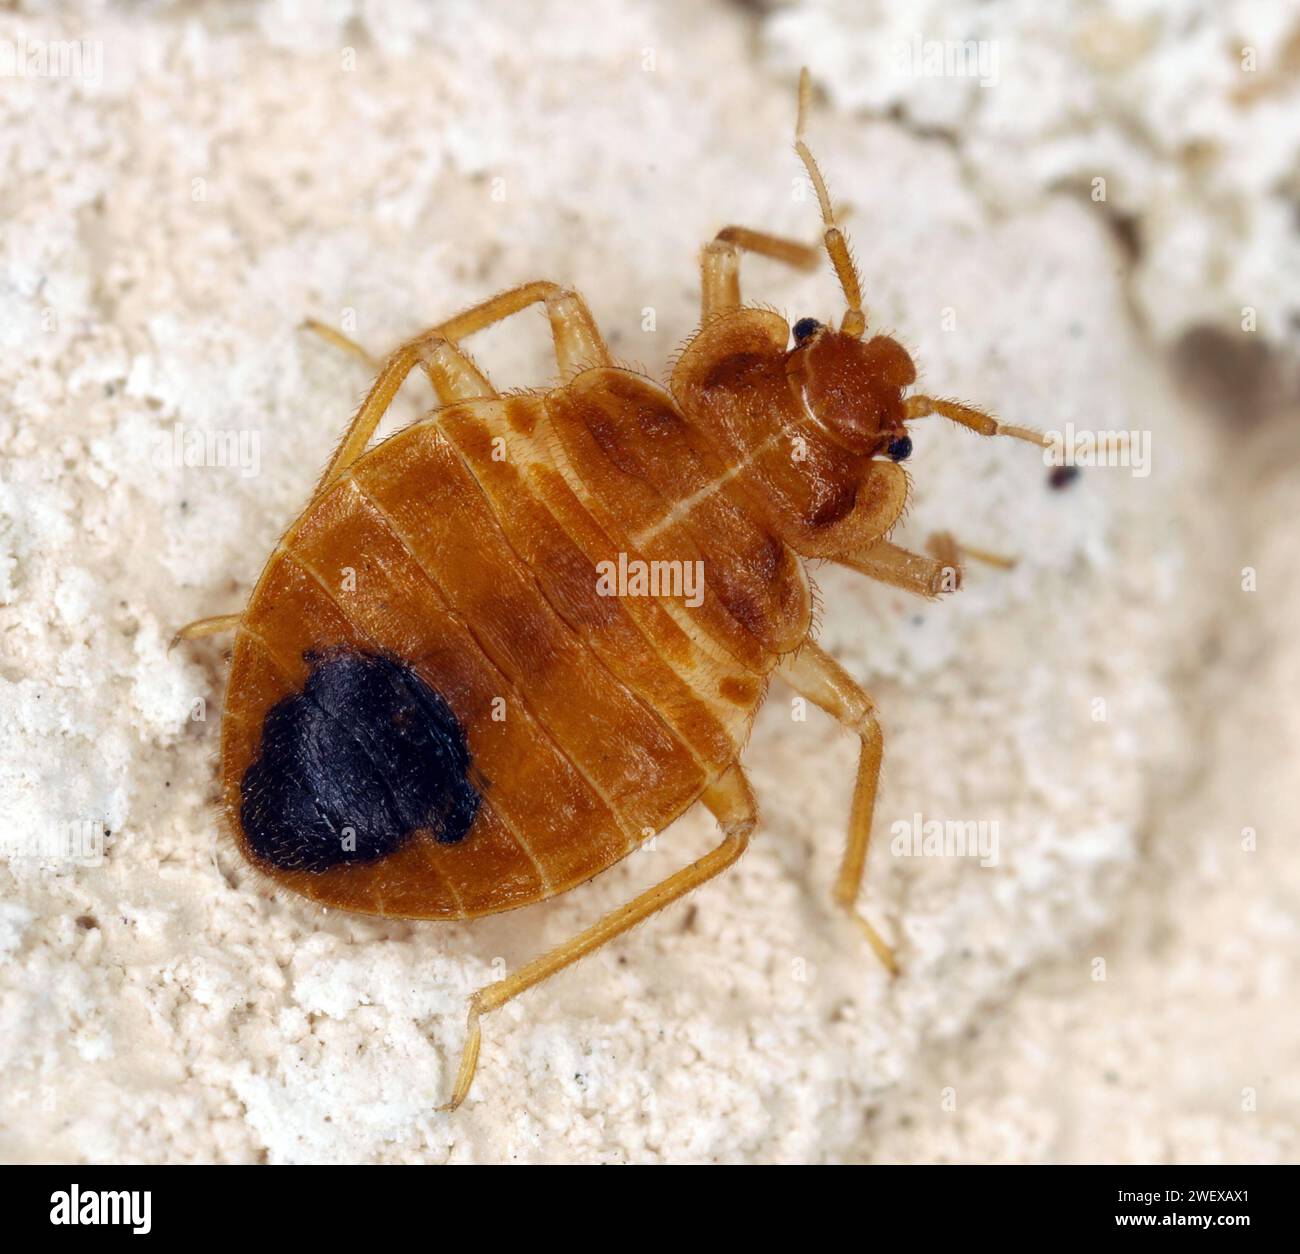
[1049, 465, 1081, 490]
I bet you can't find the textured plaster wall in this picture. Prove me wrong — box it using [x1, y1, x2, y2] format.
[0, 0, 1295, 1162]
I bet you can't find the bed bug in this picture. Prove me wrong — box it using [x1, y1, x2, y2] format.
[175, 71, 1049, 1109]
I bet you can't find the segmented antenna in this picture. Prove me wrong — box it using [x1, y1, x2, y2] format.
[795, 68, 866, 339]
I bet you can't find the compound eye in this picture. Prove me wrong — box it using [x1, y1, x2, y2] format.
[887, 435, 913, 462]
[792, 317, 821, 344]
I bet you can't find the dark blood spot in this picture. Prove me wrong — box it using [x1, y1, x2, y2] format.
[792, 317, 821, 344]
[1048, 465, 1081, 490]
[240, 650, 481, 873]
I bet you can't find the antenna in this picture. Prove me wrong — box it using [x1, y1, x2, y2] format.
[795, 68, 866, 339]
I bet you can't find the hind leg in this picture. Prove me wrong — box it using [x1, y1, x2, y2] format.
[439, 763, 757, 1111]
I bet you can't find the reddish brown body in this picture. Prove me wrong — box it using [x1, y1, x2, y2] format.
[222, 311, 908, 917]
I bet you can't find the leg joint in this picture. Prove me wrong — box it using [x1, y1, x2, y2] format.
[852, 705, 882, 745]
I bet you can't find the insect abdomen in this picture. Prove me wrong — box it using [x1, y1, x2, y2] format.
[226, 417, 719, 916]
[223, 363, 817, 918]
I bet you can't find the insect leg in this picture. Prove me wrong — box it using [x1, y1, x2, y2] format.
[538, 289, 610, 381]
[300, 319, 381, 368]
[925, 530, 1016, 575]
[169, 612, 242, 651]
[309, 283, 609, 486]
[438, 763, 756, 1111]
[429, 281, 611, 382]
[836, 537, 961, 598]
[776, 641, 897, 974]
[836, 532, 1014, 597]
[314, 332, 494, 495]
[700, 227, 820, 320]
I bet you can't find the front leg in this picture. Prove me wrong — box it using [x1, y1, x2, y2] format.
[835, 537, 959, 598]
[777, 642, 897, 974]
[836, 533, 1016, 597]
[700, 226, 820, 321]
